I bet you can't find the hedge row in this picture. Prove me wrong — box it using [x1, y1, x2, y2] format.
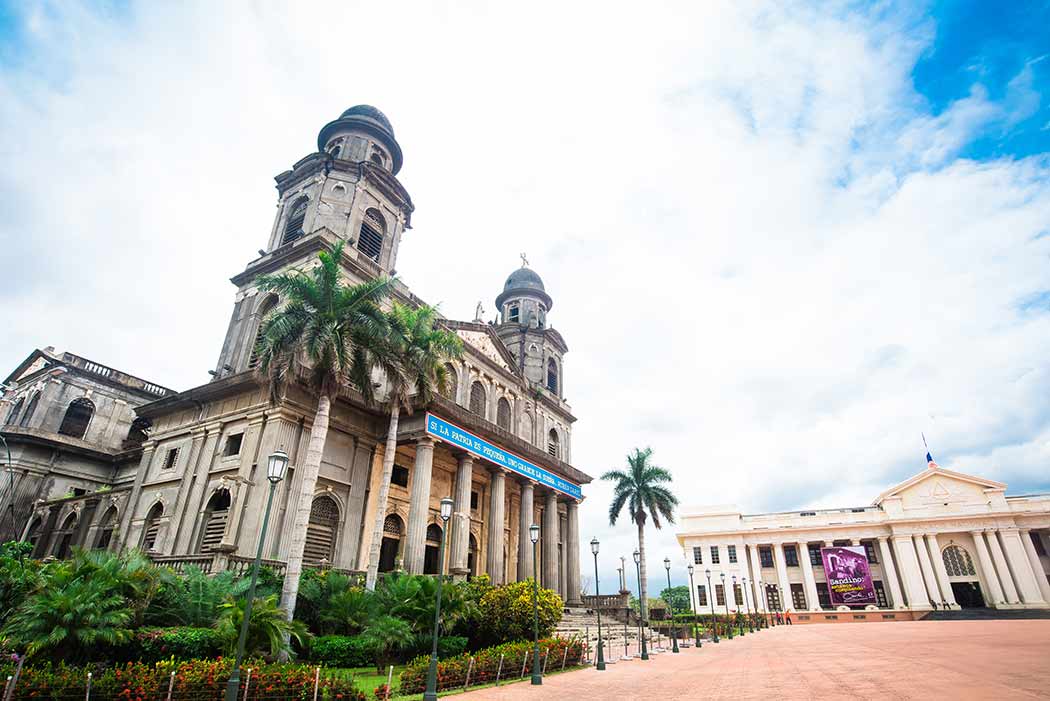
[0, 658, 367, 700]
[399, 637, 585, 695]
[307, 634, 468, 669]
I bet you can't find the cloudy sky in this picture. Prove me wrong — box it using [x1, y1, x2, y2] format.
[2, 1, 1049, 590]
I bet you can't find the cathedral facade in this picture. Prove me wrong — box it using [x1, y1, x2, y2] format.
[0, 106, 589, 604]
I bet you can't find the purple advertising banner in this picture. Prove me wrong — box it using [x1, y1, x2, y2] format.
[820, 546, 876, 606]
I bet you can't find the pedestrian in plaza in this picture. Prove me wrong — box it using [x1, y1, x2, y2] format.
[785, 611, 792, 625]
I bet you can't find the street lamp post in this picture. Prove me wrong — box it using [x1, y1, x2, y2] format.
[705, 569, 718, 643]
[760, 580, 773, 627]
[687, 564, 701, 648]
[422, 497, 454, 701]
[633, 550, 648, 661]
[732, 575, 743, 635]
[529, 523, 542, 686]
[742, 576, 754, 632]
[591, 538, 606, 671]
[720, 572, 732, 640]
[663, 557, 679, 653]
[225, 450, 288, 701]
[620, 558, 630, 660]
[776, 583, 783, 624]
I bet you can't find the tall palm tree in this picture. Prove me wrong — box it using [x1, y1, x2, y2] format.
[254, 241, 393, 622]
[364, 302, 462, 590]
[602, 447, 678, 625]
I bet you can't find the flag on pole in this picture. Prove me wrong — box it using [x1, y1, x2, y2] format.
[922, 433, 938, 468]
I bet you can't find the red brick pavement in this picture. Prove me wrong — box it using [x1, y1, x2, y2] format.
[460, 620, 1050, 700]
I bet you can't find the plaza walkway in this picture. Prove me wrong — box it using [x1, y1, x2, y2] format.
[463, 620, 1050, 700]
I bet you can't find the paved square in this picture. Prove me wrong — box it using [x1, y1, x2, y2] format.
[463, 621, 1050, 700]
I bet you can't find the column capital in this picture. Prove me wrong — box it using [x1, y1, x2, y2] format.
[416, 435, 436, 448]
[1019, 527, 1031, 535]
[997, 526, 1020, 535]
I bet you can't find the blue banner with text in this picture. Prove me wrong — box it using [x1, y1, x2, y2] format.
[425, 413, 582, 500]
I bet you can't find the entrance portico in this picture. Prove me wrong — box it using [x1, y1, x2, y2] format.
[677, 463, 1050, 620]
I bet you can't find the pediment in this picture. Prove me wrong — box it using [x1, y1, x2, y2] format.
[874, 467, 1005, 508]
[456, 329, 517, 375]
[4, 350, 57, 386]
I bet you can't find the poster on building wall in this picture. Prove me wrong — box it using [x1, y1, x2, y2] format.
[820, 546, 876, 606]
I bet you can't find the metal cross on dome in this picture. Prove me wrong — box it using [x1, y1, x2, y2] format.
[520, 252, 529, 267]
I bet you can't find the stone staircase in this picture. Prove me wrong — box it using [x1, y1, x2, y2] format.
[555, 607, 692, 661]
[922, 608, 1050, 621]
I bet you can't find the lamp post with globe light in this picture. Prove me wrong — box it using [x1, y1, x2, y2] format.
[591, 538, 606, 671]
[705, 569, 718, 643]
[633, 550, 649, 660]
[663, 557, 679, 653]
[225, 450, 288, 701]
[720, 572, 732, 639]
[529, 523, 542, 685]
[687, 564, 701, 648]
[422, 497, 454, 701]
[743, 576, 754, 632]
[732, 575, 744, 635]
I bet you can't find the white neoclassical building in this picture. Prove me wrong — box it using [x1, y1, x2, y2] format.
[676, 462, 1050, 623]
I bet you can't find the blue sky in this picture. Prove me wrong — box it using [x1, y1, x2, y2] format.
[0, 1, 1048, 589]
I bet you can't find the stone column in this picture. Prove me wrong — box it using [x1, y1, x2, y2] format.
[772, 543, 792, 610]
[1020, 529, 1050, 605]
[999, 528, 1046, 606]
[924, 534, 957, 607]
[542, 489, 560, 592]
[913, 534, 942, 605]
[404, 437, 435, 575]
[798, 542, 821, 611]
[877, 537, 904, 608]
[485, 468, 506, 585]
[891, 535, 930, 609]
[971, 531, 1005, 606]
[748, 545, 765, 611]
[517, 480, 535, 582]
[449, 453, 473, 579]
[565, 500, 582, 606]
[118, 441, 156, 549]
[985, 531, 1020, 604]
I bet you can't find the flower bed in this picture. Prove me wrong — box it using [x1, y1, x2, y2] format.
[398, 637, 585, 695]
[0, 658, 368, 700]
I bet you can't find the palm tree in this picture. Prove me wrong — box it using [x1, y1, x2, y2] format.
[364, 302, 462, 590]
[602, 447, 678, 626]
[216, 594, 309, 658]
[254, 241, 394, 621]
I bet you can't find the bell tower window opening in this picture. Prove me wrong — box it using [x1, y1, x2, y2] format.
[546, 358, 558, 394]
[327, 139, 343, 158]
[508, 304, 520, 323]
[370, 150, 386, 167]
[282, 197, 308, 245]
[547, 429, 560, 458]
[358, 208, 385, 262]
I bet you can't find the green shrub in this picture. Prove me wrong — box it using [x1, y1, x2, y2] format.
[132, 627, 224, 662]
[0, 658, 368, 700]
[477, 579, 562, 646]
[399, 637, 585, 695]
[309, 634, 376, 668]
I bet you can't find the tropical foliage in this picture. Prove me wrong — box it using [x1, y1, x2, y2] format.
[476, 578, 563, 647]
[602, 447, 678, 624]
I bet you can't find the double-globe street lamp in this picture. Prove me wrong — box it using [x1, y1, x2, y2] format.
[226, 450, 288, 701]
[687, 564, 701, 648]
[720, 572, 732, 640]
[632, 550, 649, 661]
[422, 497, 454, 701]
[529, 523, 542, 685]
[662, 557, 679, 653]
[591, 538, 606, 671]
[704, 569, 718, 643]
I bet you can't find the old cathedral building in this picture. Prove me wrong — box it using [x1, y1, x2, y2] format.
[0, 106, 589, 604]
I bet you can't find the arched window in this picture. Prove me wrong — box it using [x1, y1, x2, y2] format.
[95, 506, 119, 550]
[943, 545, 976, 577]
[547, 429, 560, 459]
[53, 512, 78, 559]
[248, 294, 279, 370]
[25, 516, 42, 553]
[58, 398, 95, 439]
[424, 523, 443, 574]
[546, 358, 558, 395]
[198, 490, 230, 553]
[497, 397, 511, 431]
[282, 197, 308, 245]
[469, 381, 487, 417]
[305, 495, 340, 565]
[5, 396, 24, 425]
[358, 208, 385, 262]
[370, 150, 385, 167]
[379, 514, 403, 573]
[327, 139, 343, 158]
[442, 363, 458, 402]
[125, 417, 152, 447]
[520, 412, 533, 444]
[18, 392, 40, 427]
[141, 502, 163, 551]
[468, 533, 478, 578]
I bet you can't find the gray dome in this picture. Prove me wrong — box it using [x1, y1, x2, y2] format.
[495, 266, 552, 310]
[339, 105, 395, 137]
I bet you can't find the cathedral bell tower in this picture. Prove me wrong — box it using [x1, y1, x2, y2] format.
[493, 261, 568, 400]
[211, 105, 415, 378]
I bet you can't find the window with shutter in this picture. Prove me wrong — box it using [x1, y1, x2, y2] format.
[282, 198, 308, 245]
[141, 503, 163, 551]
[304, 496, 339, 565]
[358, 209, 385, 262]
[198, 491, 230, 553]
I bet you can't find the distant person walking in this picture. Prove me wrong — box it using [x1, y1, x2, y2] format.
[785, 611, 792, 625]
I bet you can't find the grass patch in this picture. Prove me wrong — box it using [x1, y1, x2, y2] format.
[324, 663, 589, 699]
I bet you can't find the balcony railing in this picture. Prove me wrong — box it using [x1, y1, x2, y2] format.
[148, 552, 363, 583]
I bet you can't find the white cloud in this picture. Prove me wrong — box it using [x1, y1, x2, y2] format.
[1, 1, 1048, 590]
